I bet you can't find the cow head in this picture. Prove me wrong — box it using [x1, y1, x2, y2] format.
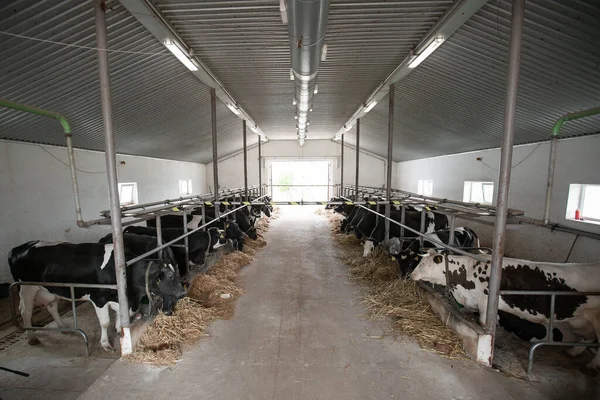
[388, 238, 423, 277]
[410, 249, 446, 283]
[208, 227, 227, 250]
[246, 227, 258, 240]
[147, 261, 187, 315]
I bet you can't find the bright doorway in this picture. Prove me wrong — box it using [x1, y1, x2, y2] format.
[269, 160, 332, 201]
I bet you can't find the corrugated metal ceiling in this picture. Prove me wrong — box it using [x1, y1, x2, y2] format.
[353, 0, 600, 161]
[153, 0, 453, 140]
[1, 0, 599, 164]
[0, 0, 253, 163]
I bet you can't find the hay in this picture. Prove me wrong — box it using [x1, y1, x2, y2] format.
[128, 215, 273, 366]
[325, 209, 465, 359]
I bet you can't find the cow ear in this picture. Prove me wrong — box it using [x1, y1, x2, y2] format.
[433, 255, 443, 264]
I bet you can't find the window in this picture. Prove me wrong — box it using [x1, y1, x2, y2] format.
[566, 184, 600, 224]
[463, 181, 494, 204]
[118, 182, 138, 206]
[417, 180, 433, 196]
[179, 179, 193, 195]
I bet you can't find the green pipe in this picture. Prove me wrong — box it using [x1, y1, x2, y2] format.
[551, 107, 600, 136]
[0, 99, 98, 227]
[543, 106, 600, 224]
[0, 99, 71, 134]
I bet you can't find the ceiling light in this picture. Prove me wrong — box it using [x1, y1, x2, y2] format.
[298, 137, 306, 147]
[250, 125, 258, 133]
[321, 43, 328, 61]
[364, 101, 377, 113]
[314, 85, 319, 94]
[290, 68, 294, 81]
[261, 136, 269, 143]
[344, 124, 354, 132]
[309, 108, 313, 112]
[164, 39, 198, 71]
[408, 37, 444, 69]
[294, 115, 298, 120]
[292, 98, 297, 106]
[227, 104, 241, 115]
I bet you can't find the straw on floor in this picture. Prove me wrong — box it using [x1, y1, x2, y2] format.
[127, 216, 271, 366]
[322, 209, 464, 358]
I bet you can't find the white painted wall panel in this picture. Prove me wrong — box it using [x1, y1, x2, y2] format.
[0, 140, 206, 283]
[206, 139, 389, 192]
[395, 135, 600, 262]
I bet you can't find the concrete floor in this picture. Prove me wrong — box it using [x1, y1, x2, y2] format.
[74, 206, 600, 400]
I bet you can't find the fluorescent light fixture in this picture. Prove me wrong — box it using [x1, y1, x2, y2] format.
[344, 123, 354, 132]
[306, 121, 310, 126]
[364, 101, 377, 113]
[333, 135, 340, 141]
[292, 98, 297, 106]
[294, 115, 298, 120]
[314, 85, 319, 94]
[309, 108, 313, 112]
[290, 68, 294, 81]
[408, 37, 444, 69]
[321, 43, 328, 61]
[298, 137, 306, 147]
[280, 0, 288, 24]
[261, 136, 269, 143]
[227, 104, 241, 115]
[250, 125, 258, 133]
[164, 39, 197, 71]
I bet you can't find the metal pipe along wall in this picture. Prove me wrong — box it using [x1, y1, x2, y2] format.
[385, 84, 395, 242]
[485, 0, 526, 341]
[243, 120, 248, 201]
[93, 0, 132, 355]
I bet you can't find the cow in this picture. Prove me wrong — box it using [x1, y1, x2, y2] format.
[388, 227, 480, 276]
[203, 218, 246, 251]
[8, 240, 186, 351]
[362, 208, 449, 257]
[98, 234, 182, 313]
[123, 226, 225, 275]
[146, 212, 204, 230]
[411, 250, 600, 371]
[233, 209, 258, 240]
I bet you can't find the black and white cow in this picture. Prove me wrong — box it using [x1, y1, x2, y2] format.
[123, 226, 225, 275]
[203, 218, 246, 251]
[362, 208, 449, 257]
[411, 250, 600, 371]
[8, 240, 186, 351]
[146, 211, 204, 230]
[388, 227, 481, 276]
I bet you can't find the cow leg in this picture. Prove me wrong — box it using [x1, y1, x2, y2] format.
[19, 286, 41, 345]
[92, 302, 114, 351]
[581, 309, 600, 371]
[33, 288, 67, 329]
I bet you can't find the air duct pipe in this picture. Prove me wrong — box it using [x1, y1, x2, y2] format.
[286, 0, 330, 146]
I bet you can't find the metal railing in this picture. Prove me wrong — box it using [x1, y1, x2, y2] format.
[499, 290, 600, 376]
[9, 281, 118, 356]
[335, 193, 599, 378]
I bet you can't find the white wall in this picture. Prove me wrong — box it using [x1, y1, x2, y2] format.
[206, 139, 392, 192]
[394, 134, 600, 262]
[0, 140, 206, 283]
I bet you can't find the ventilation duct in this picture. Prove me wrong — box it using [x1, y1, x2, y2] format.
[286, 0, 330, 146]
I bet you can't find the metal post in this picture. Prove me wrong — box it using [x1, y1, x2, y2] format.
[155, 215, 163, 258]
[211, 88, 219, 202]
[201, 204, 206, 231]
[243, 120, 248, 202]
[93, 0, 132, 355]
[355, 119, 360, 201]
[448, 215, 456, 249]
[400, 204, 406, 242]
[542, 136, 558, 224]
[340, 134, 344, 197]
[258, 137, 262, 196]
[385, 84, 395, 243]
[182, 210, 189, 274]
[485, 0, 526, 340]
[419, 208, 426, 247]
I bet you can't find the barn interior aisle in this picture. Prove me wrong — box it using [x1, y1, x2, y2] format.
[79, 206, 559, 400]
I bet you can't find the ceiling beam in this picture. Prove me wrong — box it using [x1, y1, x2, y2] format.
[333, 0, 489, 139]
[119, 0, 267, 138]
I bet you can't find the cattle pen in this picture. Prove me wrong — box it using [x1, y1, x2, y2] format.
[1, 0, 600, 399]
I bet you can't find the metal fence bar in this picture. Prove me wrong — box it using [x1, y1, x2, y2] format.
[125, 196, 268, 266]
[340, 196, 489, 262]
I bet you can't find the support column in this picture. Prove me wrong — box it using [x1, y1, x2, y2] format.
[485, 0, 526, 345]
[93, 0, 131, 355]
[385, 84, 395, 243]
[340, 134, 344, 197]
[243, 121, 248, 202]
[355, 119, 360, 200]
[258, 137, 263, 196]
[211, 88, 219, 203]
